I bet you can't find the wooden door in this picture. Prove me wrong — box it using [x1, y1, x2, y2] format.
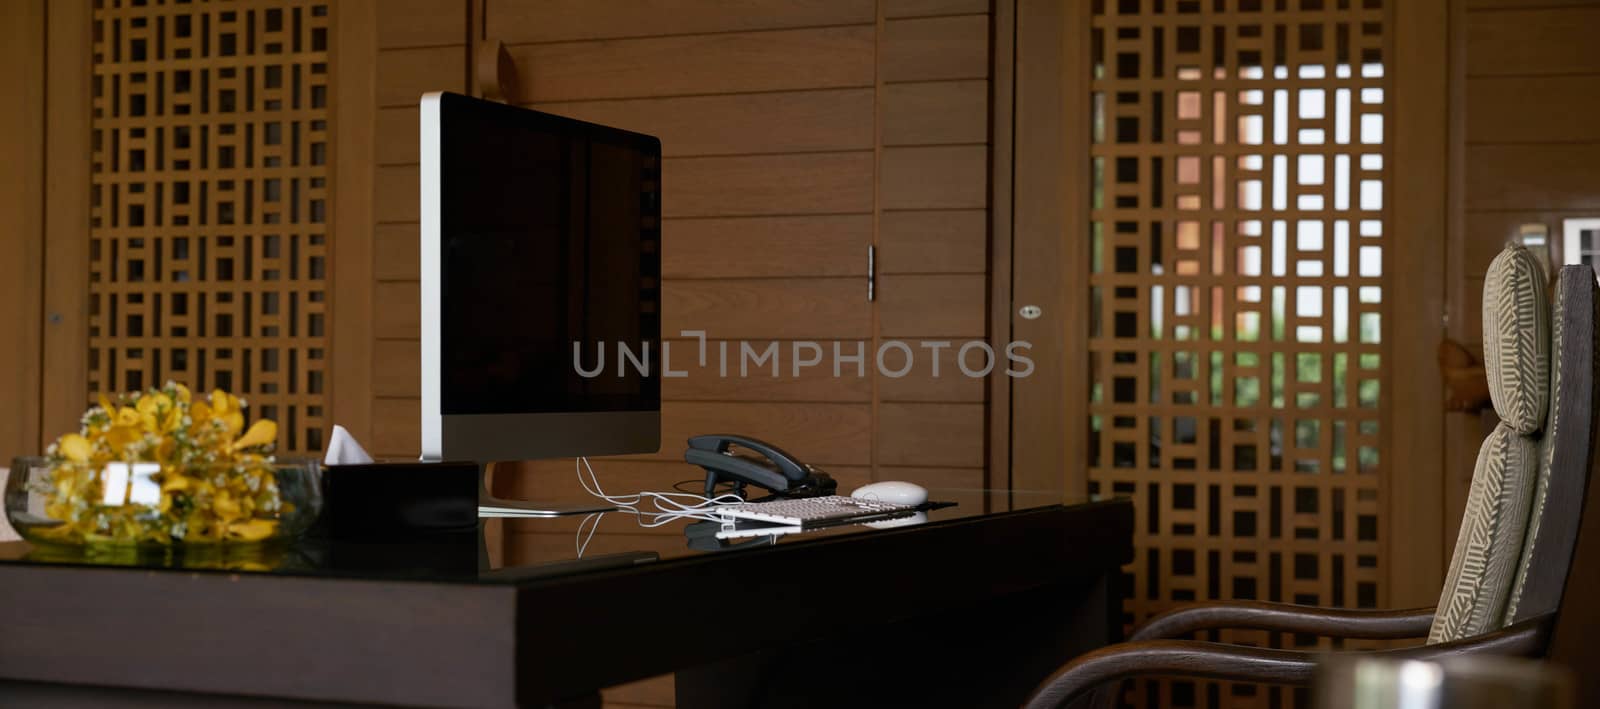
[1002, 0, 1450, 703]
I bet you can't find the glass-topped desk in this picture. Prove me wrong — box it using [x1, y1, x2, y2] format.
[0, 489, 1132, 709]
[0, 488, 1076, 581]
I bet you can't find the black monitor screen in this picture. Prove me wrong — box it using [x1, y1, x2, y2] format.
[438, 94, 660, 415]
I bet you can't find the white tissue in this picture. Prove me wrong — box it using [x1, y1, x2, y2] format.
[324, 424, 375, 465]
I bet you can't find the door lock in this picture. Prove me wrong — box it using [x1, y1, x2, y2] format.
[1019, 305, 1042, 320]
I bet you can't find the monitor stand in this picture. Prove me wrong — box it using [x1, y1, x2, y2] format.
[475, 463, 618, 518]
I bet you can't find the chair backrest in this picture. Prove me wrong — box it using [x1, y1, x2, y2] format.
[1505, 265, 1598, 624]
[1537, 266, 1600, 708]
[1430, 245, 1551, 643]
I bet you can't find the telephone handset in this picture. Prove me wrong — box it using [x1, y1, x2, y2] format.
[684, 434, 837, 499]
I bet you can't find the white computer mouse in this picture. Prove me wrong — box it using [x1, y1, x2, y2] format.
[850, 481, 929, 506]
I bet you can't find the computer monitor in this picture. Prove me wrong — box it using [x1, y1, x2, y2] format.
[419, 91, 661, 516]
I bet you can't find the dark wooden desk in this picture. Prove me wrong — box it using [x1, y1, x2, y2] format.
[0, 492, 1132, 708]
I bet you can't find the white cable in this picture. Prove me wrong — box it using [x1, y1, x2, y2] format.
[573, 456, 742, 556]
[576, 456, 743, 512]
[576, 512, 603, 556]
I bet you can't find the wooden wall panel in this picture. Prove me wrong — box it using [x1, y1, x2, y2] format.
[505, 28, 876, 102]
[1453, 0, 1600, 576]
[1465, 7, 1600, 76]
[870, 466, 985, 491]
[662, 216, 870, 279]
[374, 165, 422, 222]
[366, 1, 467, 457]
[1459, 4, 1600, 322]
[1466, 77, 1600, 144]
[1467, 0, 1599, 7]
[663, 280, 870, 339]
[374, 282, 421, 339]
[534, 90, 875, 157]
[882, 80, 989, 146]
[376, 0, 466, 48]
[878, 403, 984, 467]
[880, 146, 988, 209]
[373, 339, 421, 398]
[0, 0, 44, 455]
[877, 346, 987, 403]
[879, 15, 990, 82]
[872, 8, 991, 489]
[374, 224, 421, 281]
[877, 210, 987, 274]
[622, 402, 873, 467]
[659, 338, 874, 403]
[331, 0, 378, 446]
[371, 396, 420, 456]
[376, 46, 466, 107]
[876, 275, 987, 337]
[375, 107, 420, 166]
[664, 153, 875, 217]
[884, 0, 991, 18]
[1464, 145, 1600, 212]
[487, 0, 874, 44]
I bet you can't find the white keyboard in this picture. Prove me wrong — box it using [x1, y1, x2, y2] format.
[717, 495, 917, 530]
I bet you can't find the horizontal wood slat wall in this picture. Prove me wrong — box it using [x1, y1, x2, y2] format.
[874, 4, 992, 497]
[1451, 1, 1600, 524]
[365, 4, 994, 703]
[368, 0, 468, 458]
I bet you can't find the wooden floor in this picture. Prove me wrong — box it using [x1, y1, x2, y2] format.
[603, 673, 674, 709]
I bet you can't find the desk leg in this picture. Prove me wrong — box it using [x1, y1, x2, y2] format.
[676, 573, 1117, 709]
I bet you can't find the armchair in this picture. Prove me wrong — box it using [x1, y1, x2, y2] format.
[1027, 258, 1600, 708]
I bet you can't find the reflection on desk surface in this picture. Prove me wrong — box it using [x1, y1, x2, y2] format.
[0, 488, 1084, 585]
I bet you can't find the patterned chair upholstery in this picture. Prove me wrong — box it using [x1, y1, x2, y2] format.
[1430, 245, 1548, 642]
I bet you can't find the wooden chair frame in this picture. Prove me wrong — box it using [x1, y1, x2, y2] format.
[1026, 266, 1600, 708]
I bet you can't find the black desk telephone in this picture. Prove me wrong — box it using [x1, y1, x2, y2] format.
[684, 434, 837, 499]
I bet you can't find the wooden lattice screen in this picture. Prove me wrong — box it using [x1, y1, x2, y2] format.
[89, 0, 331, 454]
[1086, 0, 1390, 704]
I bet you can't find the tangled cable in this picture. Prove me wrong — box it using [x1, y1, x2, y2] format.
[574, 456, 744, 556]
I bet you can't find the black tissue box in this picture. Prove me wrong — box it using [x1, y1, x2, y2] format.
[310, 461, 480, 541]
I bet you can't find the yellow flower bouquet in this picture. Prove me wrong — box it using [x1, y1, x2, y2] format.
[6, 382, 321, 547]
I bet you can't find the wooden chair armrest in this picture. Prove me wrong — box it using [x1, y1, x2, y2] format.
[1377, 615, 1551, 661]
[1130, 602, 1436, 641]
[1024, 616, 1552, 709]
[1023, 640, 1318, 709]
